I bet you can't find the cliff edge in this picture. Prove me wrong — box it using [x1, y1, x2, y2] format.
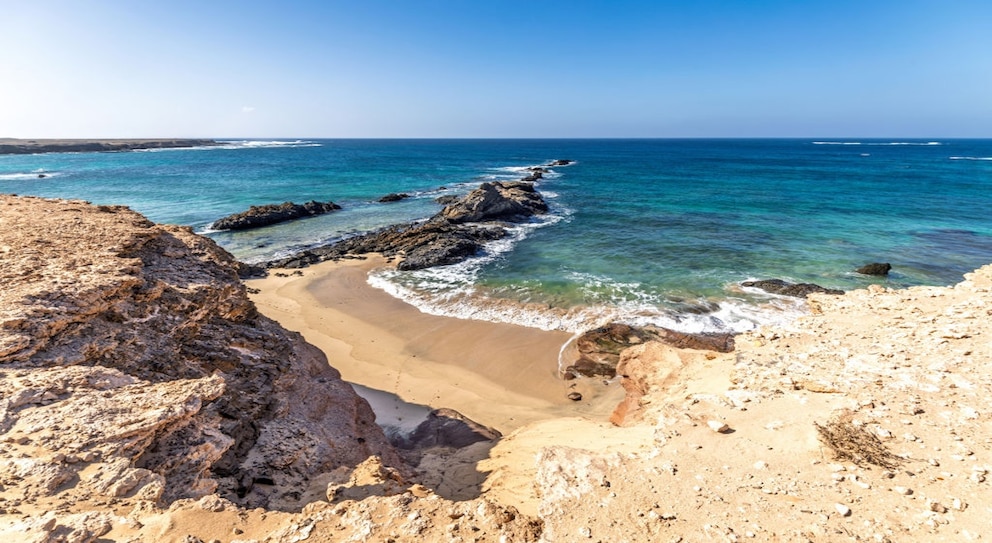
[0, 195, 401, 511]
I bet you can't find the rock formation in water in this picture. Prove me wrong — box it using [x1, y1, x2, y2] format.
[266, 179, 551, 271]
[856, 262, 892, 275]
[741, 278, 844, 297]
[211, 200, 341, 231]
[0, 195, 400, 512]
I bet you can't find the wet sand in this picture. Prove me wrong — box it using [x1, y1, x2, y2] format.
[247, 255, 624, 433]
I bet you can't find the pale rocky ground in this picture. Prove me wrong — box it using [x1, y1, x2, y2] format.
[2, 194, 990, 542]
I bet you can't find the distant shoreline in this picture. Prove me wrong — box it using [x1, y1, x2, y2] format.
[0, 138, 220, 155]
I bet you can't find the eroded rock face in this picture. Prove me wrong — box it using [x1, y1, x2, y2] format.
[211, 200, 340, 231]
[0, 195, 399, 510]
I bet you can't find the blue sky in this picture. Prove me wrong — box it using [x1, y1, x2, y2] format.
[1, 1, 989, 138]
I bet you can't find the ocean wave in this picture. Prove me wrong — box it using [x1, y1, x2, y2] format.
[813, 141, 942, 146]
[0, 170, 60, 180]
[138, 140, 323, 152]
[950, 156, 992, 161]
[370, 263, 809, 336]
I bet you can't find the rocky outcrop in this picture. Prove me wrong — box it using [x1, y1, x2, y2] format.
[742, 278, 844, 297]
[211, 200, 341, 231]
[0, 195, 400, 511]
[0, 138, 219, 155]
[856, 262, 892, 276]
[266, 179, 553, 271]
[378, 193, 410, 203]
[563, 323, 734, 378]
[439, 181, 548, 223]
[397, 408, 503, 450]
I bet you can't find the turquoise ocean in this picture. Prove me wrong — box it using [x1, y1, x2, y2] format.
[3, 139, 991, 334]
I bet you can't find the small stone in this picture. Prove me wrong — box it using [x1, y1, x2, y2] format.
[753, 461, 768, 470]
[835, 503, 852, 517]
[928, 501, 946, 514]
[952, 498, 966, 511]
[707, 420, 730, 433]
[893, 486, 912, 495]
[567, 392, 582, 401]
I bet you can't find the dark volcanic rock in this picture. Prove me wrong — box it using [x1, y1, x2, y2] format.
[398, 408, 501, 450]
[440, 181, 547, 224]
[564, 323, 735, 378]
[856, 262, 892, 276]
[378, 193, 410, 203]
[434, 195, 460, 205]
[265, 179, 551, 271]
[548, 159, 574, 166]
[212, 200, 341, 231]
[266, 221, 507, 271]
[742, 279, 844, 297]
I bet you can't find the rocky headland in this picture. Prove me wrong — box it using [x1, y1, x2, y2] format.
[0, 138, 220, 155]
[2, 192, 991, 541]
[266, 180, 549, 271]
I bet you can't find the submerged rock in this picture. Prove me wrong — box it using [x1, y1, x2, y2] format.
[742, 278, 844, 297]
[211, 200, 340, 231]
[856, 262, 892, 276]
[378, 192, 410, 203]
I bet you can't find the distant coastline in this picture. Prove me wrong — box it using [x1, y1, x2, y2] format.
[0, 138, 220, 155]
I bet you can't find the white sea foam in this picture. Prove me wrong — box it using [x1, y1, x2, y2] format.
[950, 156, 992, 161]
[813, 141, 942, 146]
[138, 140, 322, 152]
[0, 170, 60, 180]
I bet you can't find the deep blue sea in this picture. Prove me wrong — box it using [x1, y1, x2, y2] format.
[3, 139, 991, 333]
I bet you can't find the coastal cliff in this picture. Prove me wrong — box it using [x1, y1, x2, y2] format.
[0, 195, 402, 512]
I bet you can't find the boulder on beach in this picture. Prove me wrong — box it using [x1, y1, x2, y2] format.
[563, 323, 735, 378]
[211, 200, 340, 231]
[856, 262, 892, 276]
[397, 408, 502, 450]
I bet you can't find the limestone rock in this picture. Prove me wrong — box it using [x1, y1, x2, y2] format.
[0, 195, 400, 510]
[565, 323, 733, 379]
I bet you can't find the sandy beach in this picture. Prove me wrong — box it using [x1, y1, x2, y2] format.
[246, 255, 625, 433]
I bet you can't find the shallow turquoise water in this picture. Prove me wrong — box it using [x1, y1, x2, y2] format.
[3, 139, 990, 332]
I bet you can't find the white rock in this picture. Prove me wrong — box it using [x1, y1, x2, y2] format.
[707, 420, 730, 433]
[753, 461, 768, 470]
[835, 503, 852, 517]
[892, 486, 912, 495]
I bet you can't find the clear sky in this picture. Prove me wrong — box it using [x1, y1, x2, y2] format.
[1, 1, 990, 138]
